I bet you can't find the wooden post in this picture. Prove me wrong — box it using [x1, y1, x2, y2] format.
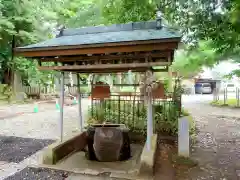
[224, 88, 227, 104]
[118, 95, 121, 124]
[59, 72, 65, 141]
[237, 87, 240, 107]
[168, 66, 173, 93]
[146, 86, 153, 151]
[77, 73, 83, 131]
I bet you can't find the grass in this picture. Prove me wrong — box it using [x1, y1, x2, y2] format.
[210, 99, 240, 108]
[172, 154, 198, 167]
[0, 100, 33, 105]
[172, 154, 198, 179]
[0, 95, 34, 105]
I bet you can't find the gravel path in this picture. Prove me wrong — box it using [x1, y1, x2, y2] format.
[183, 103, 240, 180]
[0, 99, 90, 179]
[0, 99, 90, 139]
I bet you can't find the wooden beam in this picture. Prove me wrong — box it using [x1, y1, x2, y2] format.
[59, 68, 168, 73]
[39, 51, 171, 62]
[38, 62, 170, 71]
[15, 42, 178, 58]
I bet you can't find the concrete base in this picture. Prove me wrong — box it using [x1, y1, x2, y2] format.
[40, 144, 145, 180]
[57, 144, 142, 177]
[41, 132, 156, 179]
[139, 134, 157, 176]
[42, 131, 87, 165]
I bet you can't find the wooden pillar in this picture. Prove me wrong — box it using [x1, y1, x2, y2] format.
[146, 86, 153, 151]
[168, 66, 173, 93]
[77, 73, 83, 131]
[59, 72, 65, 141]
[145, 70, 154, 151]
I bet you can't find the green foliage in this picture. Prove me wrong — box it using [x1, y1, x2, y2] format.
[88, 99, 195, 136]
[101, 0, 155, 24]
[0, 0, 238, 85]
[172, 40, 219, 77]
[0, 84, 13, 102]
[79, 86, 90, 93]
[0, 0, 59, 85]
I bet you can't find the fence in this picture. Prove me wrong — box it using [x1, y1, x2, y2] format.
[213, 87, 240, 107]
[22, 86, 81, 95]
[88, 94, 181, 134]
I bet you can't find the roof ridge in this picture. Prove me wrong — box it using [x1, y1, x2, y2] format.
[61, 20, 158, 37]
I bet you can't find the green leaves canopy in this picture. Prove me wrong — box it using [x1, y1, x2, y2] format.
[1, 0, 240, 84]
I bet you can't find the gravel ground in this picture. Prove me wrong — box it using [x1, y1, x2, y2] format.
[182, 102, 240, 180]
[2, 96, 239, 179]
[0, 99, 90, 140]
[3, 167, 69, 180]
[0, 136, 54, 163]
[0, 99, 90, 179]
[3, 167, 115, 180]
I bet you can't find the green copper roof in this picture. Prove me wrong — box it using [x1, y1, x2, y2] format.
[17, 20, 181, 50]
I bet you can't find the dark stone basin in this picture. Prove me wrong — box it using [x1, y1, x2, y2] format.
[85, 124, 131, 162]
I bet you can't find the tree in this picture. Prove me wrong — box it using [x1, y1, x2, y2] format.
[1, 0, 238, 86]
[172, 40, 219, 77]
[0, 0, 60, 85]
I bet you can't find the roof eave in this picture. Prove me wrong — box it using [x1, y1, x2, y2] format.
[14, 37, 181, 58]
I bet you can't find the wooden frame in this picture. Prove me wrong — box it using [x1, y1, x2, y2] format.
[15, 41, 178, 58]
[38, 51, 171, 62]
[15, 35, 180, 72]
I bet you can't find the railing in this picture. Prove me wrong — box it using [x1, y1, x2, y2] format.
[22, 86, 88, 95]
[213, 87, 240, 107]
[89, 94, 180, 134]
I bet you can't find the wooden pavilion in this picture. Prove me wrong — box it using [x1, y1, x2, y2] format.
[14, 15, 181, 149]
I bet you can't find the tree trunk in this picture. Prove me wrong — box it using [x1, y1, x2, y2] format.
[3, 70, 12, 85]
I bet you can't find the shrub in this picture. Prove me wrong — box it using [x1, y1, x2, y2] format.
[0, 84, 13, 102]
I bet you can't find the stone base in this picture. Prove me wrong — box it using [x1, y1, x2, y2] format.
[139, 134, 158, 176]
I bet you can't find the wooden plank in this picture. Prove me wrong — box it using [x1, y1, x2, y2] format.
[39, 51, 171, 62]
[15, 42, 179, 58]
[60, 68, 168, 73]
[37, 65, 168, 73]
